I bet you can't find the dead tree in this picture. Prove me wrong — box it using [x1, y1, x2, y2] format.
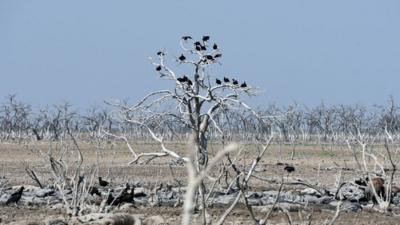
[105, 36, 263, 224]
[108, 36, 259, 166]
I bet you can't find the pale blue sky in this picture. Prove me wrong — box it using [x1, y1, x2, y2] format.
[1, 1, 400, 108]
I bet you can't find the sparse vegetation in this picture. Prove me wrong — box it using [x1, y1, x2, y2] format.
[1, 38, 400, 225]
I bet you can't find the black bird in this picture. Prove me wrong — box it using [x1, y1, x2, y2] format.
[214, 53, 222, 58]
[205, 55, 214, 60]
[155, 65, 162, 71]
[187, 79, 193, 86]
[232, 79, 238, 85]
[284, 165, 295, 173]
[99, 177, 109, 187]
[213, 43, 218, 50]
[216, 78, 222, 85]
[178, 54, 186, 61]
[6, 186, 24, 205]
[202, 36, 210, 42]
[156, 51, 165, 56]
[112, 183, 134, 205]
[89, 186, 101, 197]
[240, 82, 247, 88]
[182, 36, 192, 41]
[194, 41, 202, 51]
[177, 75, 188, 83]
[223, 77, 230, 83]
[201, 45, 207, 51]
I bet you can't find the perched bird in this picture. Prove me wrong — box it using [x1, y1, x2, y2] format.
[223, 77, 230, 83]
[156, 50, 165, 56]
[240, 82, 247, 88]
[216, 78, 222, 85]
[6, 186, 24, 205]
[201, 45, 207, 51]
[194, 41, 202, 51]
[213, 43, 218, 50]
[177, 75, 189, 83]
[214, 53, 222, 58]
[187, 79, 193, 86]
[99, 177, 109, 187]
[181, 36, 192, 41]
[202, 36, 210, 42]
[205, 55, 214, 60]
[178, 54, 186, 61]
[112, 183, 134, 205]
[232, 79, 238, 85]
[155, 65, 162, 71]
[284, 165, 295, 173]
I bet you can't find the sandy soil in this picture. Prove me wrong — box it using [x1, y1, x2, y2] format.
[0, 140, 399, 224]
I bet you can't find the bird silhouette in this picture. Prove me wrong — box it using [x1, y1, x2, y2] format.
[155, 65, 162, 71]
[205, 55, 214, 60]
[200, 45, 207, 51]
[240, 82, 247, 88]
[156, 51, 165, 56]
[213, 43, 218, 50]
[6, 186, 24, 205]
[232, 79, 238, 85]
[177, 75, 189, 83]
[111, 183, 134, 205]
[178, 54, 186, 61]
[214, 53, 222, 58]
[202, 36, 210, 42]
[223, 77, 230, 83]
[187, 79, 193, 86]
[284, 165, 295, 173]
[182, 36, 192, 41]
[99, 177, 109, 187]
[216, 78, 222, 85]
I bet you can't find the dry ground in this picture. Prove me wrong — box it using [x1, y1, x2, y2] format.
[0, 140, 399, 224]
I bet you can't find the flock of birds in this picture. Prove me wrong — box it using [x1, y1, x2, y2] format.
[176, 75, 248, 88]
[92, 177, 144, 206]
[4, 177, 142, 207]
[155, 35, 251, 89]
[155, 35, 221, 73]
[216, 77, 247, 88]
[2, 163, 294, 206]
[4, 167, 293, 206]
[174, 74, 248, 89]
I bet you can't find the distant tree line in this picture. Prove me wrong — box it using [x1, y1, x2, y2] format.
[1, 94, 399, 144]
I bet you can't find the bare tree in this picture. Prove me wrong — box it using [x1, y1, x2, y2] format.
[109, 36, 259, 166]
